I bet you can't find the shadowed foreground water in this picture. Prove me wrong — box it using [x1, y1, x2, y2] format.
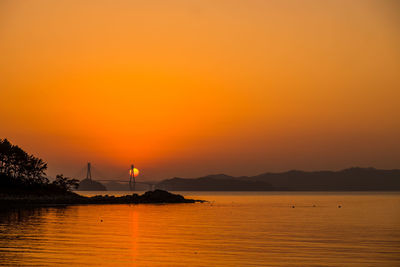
[0, 192, 399, 266]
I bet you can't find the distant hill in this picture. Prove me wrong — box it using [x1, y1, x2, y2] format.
[78, 178, 107, 191]
[156, 167, 400, 191]
[157, 176, 273, 191]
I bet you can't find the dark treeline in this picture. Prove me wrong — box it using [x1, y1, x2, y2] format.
[0, 138, 78, 195]
[0, 138, 47, 184]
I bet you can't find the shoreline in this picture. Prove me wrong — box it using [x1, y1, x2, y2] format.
[0, 190, 205, 207]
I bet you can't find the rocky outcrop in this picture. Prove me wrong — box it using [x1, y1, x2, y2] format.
[0, 190, 204, 205]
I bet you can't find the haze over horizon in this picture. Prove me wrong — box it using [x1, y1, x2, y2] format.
[1, 0, 399, 180]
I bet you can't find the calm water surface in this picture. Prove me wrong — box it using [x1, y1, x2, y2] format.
[0, 192, 399, 266]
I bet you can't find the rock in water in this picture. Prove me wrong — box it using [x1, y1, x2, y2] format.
[138, 190, 190, 203]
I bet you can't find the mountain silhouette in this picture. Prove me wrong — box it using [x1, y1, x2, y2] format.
[156, 167, 400, 191]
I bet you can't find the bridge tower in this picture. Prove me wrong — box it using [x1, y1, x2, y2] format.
[129, 164, 135, 191]
[86, 162, 92, 180]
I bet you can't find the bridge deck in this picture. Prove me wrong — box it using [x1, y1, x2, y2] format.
[95, 180, 155, 185]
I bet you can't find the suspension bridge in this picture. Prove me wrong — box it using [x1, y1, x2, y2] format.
[75, 162, 156, 191]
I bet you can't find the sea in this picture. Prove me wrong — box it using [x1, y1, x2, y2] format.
[0, 191, 399, 266]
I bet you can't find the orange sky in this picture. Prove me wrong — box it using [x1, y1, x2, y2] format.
[1, 0, 399, 180]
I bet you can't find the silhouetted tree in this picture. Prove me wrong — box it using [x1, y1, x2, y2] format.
[0, 139, 13, 175]
[0, 138, 49, 184]
[52, 174, 79, 192]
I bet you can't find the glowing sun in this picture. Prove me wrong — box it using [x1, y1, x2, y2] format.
[133, 168, 139, 177]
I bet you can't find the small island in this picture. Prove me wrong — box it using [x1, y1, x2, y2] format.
[0, 138, 202, 206]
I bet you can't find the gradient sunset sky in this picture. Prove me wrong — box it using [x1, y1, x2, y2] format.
[1, 0, 399, 180]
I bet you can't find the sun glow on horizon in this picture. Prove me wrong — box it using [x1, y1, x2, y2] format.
[134, 168, 139, 178]
[130, 168, 139, 178]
